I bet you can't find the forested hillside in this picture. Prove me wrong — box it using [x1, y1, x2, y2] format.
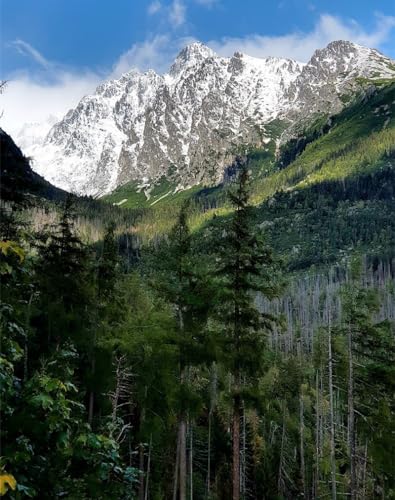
[1, 82, 395, 499]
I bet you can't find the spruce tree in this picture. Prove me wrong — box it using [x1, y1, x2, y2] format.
[340, 260, 395, 497]
[97, 221, 119, 300]
[33, 195, 93, 352]
[213, 163, 281, 500]
[88, 221, 120, 423]
[149, 201, 213, 500]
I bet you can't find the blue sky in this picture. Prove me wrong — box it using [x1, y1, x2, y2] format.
[1, 0, 395, 133]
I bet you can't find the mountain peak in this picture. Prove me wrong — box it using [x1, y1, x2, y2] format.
[310, 39, 388, 63]
[178, 42, 215, 59]
[310, 40, 361, 62]
[169, 42, 215, 75]
[18, 40, 395, 197]
[306, 39, 395, 79]
[326, 39, 361, 51]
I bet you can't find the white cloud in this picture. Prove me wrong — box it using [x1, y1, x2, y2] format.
[1, 39, 102, 136]
[148, 1, 162, 15]
[148, 1, 187, 28]
[0, 70, 101, 136]
[111, 33, 198, 77]
[0, 34, 189, 138]
[112, 35, 175, 76]
[0, 34, 190, 138]
[9, 39, 51, 69]
[169, 0, 186, 27]
[208, 13, 395, 62]
[2, 13, 394, 139]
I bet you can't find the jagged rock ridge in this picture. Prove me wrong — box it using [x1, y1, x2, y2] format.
[21, 40, 395, 196]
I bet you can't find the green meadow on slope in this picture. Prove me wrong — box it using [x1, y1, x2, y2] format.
[101, 82, 395, 268]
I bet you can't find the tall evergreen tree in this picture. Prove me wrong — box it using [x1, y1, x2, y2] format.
[88, 221, 120, 424]
[340, 260, 395, 497]
[97, 221, 119, 299]
[213, 163, 281, 500]
[149, 201, 214, 500]
[33, 195, 93, 353]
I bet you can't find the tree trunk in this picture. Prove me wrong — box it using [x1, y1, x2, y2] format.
[173, 429, 180, 500]
[361, 442, 368, 500]
[88, 356, 95, 425]
[190, 422, 193, 500]
[300, 390, 306, 499]
[232, 394, 241, 500]
[314, 370, 320, 499]
[207, 409, 211, 499]
[348, 321, 356, 500]
[241, 403, 246, 499]
[138, 443, 145, 500]
[111, 358, 122, 427]
[23, 293, 34, 383]
[139, 391, 147, 500]
[277, 404, 286, 497]
[313, 370, 321, 498]
[328, 312, 337, 500]
[179, 417, 187, 500]
[177, 302, 188, 500]
[88, 318, 98, 425]
[144, 434, 152, 500]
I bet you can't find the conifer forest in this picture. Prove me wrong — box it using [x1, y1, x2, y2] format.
[1, 135, 395, 498]
[1, 19, 395, 500]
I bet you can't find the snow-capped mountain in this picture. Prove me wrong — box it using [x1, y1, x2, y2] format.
[14, 115, 60, 152]
[284, 41, 395, 131]
[19, 40, 395, 197]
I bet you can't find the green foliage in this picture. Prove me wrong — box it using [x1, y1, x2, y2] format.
[213, 165, 282, 379]
[1, 81, 395, 499]
[97, 83, 395, 253]
[102, 177, 202, 210]
[339, 275, 395, 494]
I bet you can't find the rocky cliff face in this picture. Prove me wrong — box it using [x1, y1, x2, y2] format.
[20, 40, 395, 197]
[282, 41, 395, 136]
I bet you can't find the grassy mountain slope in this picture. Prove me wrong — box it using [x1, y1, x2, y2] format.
[249, 81, 395, 203]
[106, 82, 394, 248]
[102, 177, 203, 209]
[5, 81, 394, 270]
[103, 81, 394, 211]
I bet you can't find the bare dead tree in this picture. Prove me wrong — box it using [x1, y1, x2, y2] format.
[173, 427, 181, 500]
[327, 303, 337, 500]
[347, 317, 358, 500]
[314, 370, 321, 499]
[108, 354, 133, 442]
[300, 388, 306, 499]
[144, 434, 152, 500]
[207, 363, 217, 498]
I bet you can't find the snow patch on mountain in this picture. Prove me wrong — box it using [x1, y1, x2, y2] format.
[17, 40, 395, 197]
